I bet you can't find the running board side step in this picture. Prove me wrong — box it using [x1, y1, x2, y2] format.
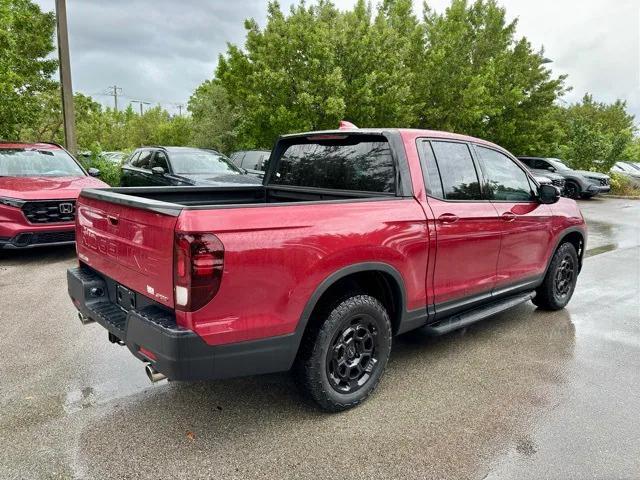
[423, 291, 536, 336]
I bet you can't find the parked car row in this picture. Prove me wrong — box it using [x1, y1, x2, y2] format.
[518, 156, 611, 199]
[611, 161, 640, 188]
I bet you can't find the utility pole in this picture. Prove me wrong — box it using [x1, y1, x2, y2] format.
[131, 100, 151, 115]
[106, 85, 122, 112]
[176, 104, 184, 116]
[55, 0, 76, 154]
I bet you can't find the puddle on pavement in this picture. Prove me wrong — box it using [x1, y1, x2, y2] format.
[585, 243, 618, 258]
[584, 220, 639, 258]
[63, 379, 155, 415]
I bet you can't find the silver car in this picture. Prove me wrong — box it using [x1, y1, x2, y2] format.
[518, 157, 610, 199]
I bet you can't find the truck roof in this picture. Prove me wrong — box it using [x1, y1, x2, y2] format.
[281, 128, 504, 151]
[0, 142, 63, 150]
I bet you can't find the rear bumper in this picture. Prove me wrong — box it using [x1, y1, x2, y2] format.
[67, 266, 296, 381]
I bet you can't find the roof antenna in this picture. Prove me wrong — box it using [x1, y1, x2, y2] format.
[339, 120, 358, 130]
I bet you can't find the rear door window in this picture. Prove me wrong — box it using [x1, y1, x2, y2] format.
[476, 146, 534, 201]
[429, 141, 482, 200]
[271, 136, 395, 193]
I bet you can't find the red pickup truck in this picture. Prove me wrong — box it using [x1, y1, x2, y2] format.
[68, 128, 586, 411]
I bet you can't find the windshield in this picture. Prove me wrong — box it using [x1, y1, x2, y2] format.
[547, 158, 572, 171]
[0, 149, 85, 177]
[170, 150, 242, 175]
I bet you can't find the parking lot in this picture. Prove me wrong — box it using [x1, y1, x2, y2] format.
[0, 197, 638, 479]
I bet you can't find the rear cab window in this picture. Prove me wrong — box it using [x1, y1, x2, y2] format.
[270, 134, 396, 194]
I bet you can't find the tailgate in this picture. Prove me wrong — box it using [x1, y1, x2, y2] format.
[75, 194, 178, 308]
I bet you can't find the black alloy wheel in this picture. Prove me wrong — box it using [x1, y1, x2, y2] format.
[294, 294, 392, 412]
[533, 242, 579, 310]
[326, 315, 380, 394]
[553, 254, 575, 299]
[564, 181, 580, 199]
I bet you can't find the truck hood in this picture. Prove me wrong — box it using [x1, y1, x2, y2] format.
[0, 176, 108, 201]
[181, 173, 263, 186]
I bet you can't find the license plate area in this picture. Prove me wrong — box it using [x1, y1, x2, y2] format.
[116, 284, 136, 311]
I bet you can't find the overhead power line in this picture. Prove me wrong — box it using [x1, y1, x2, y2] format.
[104, 85, 123, 112]
[131, 100, 151, 115]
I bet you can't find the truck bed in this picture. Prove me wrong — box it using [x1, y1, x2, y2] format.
[81, 184, 393, 216]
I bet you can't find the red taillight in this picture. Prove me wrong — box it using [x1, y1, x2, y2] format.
[173, 233, 224, 312]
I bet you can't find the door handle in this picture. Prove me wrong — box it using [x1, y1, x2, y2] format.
[438, 213, 459, 224]
[501, 212, 516, 222]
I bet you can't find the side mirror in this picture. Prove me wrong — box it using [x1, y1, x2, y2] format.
[538, 183, 560, 204]
[151, 166, 165, 175]
[547, 166, 556, 172]
[87, 167, 100, 177]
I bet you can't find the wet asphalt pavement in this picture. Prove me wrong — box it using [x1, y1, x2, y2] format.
[0, 197, 638, 479]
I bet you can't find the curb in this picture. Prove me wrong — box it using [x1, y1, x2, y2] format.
[601, 194, 640, 200]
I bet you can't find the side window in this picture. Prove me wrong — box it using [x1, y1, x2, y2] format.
[241, 152, 257, 170]
[533, 159, 549, 170]
[418, 141, 444, 198]
[230, 152, 244, 168]
[127, 151, 140, 166]
[519, 158, 533, 168]
[476, 146, 534, 202]
[430, 141, 482, 200]
[133, 150, 152, 170]
[151, 151, 170, 171]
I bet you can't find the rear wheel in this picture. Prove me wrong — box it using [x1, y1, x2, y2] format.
[294, 295, 392, 412]
[564, 181, 580, 199]
[533, 242, 579, 310]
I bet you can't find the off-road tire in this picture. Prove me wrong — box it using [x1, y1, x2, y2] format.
[294, 295, 392, 412]
[533, 242, 579, 310]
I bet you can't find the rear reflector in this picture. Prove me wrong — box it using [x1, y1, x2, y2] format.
[138, 346, 157, 361]
[174, 233, 224, 312]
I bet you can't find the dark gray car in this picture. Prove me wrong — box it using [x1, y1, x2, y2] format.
[518, 157, 610, 199]
[229, 150, 270, 178]
[120, 147, 262, 187]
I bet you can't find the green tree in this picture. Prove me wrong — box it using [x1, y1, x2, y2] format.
[188, 80, 239, 153]
[205, 0, 569, 152]
[558, 94, 635, 172]
[0, 0, 57, 139]
[417, 0, 567, 154]
[216, 1, 346, 148]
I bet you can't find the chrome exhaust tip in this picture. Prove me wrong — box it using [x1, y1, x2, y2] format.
[78, 312, 95, 325]
[145, 363, 166, 383]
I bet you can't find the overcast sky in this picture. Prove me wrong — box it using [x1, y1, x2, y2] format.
[35, 0, 640, 121]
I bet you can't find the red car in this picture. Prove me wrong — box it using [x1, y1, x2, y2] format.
[67, 128, 586, 411]
[0, 142, 108, 249]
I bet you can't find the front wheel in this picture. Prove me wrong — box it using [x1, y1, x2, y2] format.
[294, 295, 392, 412]
[533, 242, 579, 310]
[563, 181, 580, 199]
